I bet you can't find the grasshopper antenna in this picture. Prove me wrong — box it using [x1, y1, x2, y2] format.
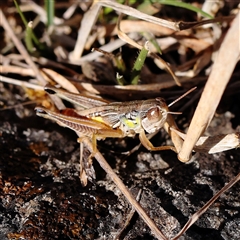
[168, 87, 197, 108]
[167, 111, 182, 115]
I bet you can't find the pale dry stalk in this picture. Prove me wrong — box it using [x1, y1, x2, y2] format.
[0, 10, 65, 110]
[0, 10, 45, 85]
[69, 0, 179, 61]
[178, 12, 240, 162]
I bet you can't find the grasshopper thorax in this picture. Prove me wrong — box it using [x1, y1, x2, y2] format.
[140, 98, 169, 134]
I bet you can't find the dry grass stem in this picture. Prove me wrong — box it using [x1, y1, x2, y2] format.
[0, 10, 66, 110]
[0, 10, 46, 85]
[72, 39, 125, 65]
[172, 129, 240, 154]
[41, 68, 79, 94]
[178, 12, 240, 162]
[81, 137, 167, 240]
[0, 75, 44, 90]
[69, 2, 102, 61]
[173, 172, 240, 239]
[70, 0, 180, 61]
[114, 189, 142, 240]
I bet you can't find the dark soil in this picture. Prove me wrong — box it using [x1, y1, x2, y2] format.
[0, 83, 239, 240]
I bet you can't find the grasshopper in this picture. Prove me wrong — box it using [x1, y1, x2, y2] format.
[35, 86, 195, 184]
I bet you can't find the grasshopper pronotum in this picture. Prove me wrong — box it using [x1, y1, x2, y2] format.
[35, 86, 195, 184]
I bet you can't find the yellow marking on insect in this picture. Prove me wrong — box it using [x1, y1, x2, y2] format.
[91, 116, 106, 124]
[121, 116, 141, 129]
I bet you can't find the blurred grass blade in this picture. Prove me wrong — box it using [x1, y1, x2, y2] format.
[45, 0, 55, 27]
[25, 21, 35, 53]
[116, 72, 127, 86]
[137, 0, 161, 16]
[158, 0, 214, 19]
[13, 0, 41, 51]
[114, 53, 127, 85]
[13, 0, 27, 26]
[142, 32, 162, 54]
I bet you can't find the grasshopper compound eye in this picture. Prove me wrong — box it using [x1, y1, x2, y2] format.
[141, 104, 169, 134]
[146, 107, 163, 123]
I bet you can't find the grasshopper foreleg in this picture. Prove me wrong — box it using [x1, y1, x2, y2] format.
[139, 129, 177, 153]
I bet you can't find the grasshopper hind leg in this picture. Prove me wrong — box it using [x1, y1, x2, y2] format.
[79, 142, 88, 187]
[77, 129, 124, 186]
[77, 135, 98, 186]
[78, 141, 96, 187]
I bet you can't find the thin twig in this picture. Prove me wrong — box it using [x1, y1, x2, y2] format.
[82, 137, 167, 240]
[114, 189, 142, 240]
[172, 172, 240, 239]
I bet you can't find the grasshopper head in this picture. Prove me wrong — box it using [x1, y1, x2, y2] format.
[140, 98, 169, 134]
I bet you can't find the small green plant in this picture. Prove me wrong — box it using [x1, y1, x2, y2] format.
[130, 42, 149, 85]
